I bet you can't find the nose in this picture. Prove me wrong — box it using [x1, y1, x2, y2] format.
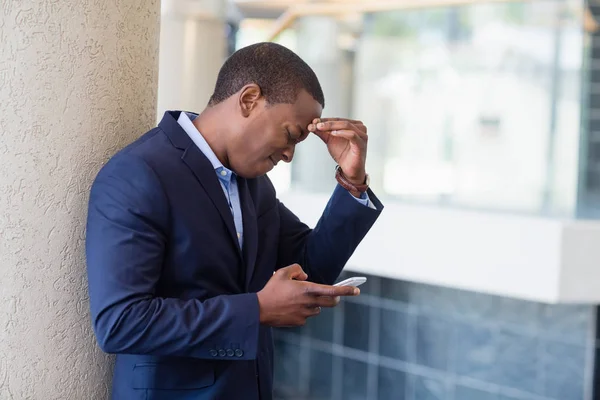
[281, 146, 295, 163]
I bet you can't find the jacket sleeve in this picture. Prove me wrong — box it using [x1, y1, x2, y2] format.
[275, 184, 383, 285]
[85, 154, 259, 360]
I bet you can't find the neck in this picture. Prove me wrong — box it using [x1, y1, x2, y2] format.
[192, 104, 232, 168]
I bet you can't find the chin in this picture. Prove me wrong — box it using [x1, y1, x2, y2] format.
[231, 160, 273, 179]
[235, 168, 266, 179]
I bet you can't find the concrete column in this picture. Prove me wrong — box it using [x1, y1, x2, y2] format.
[293, 17, 353, 192]
[157, 0, 228, 118]
[0, 1, 160, 398]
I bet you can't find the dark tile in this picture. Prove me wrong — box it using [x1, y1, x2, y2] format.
[454, 323, 496, 381]
[273, 386, 308, 400]
[595, 343, 600, 400]
[492, 329, 539, 393]
[539, 304, 593, 344]
[382, 280, 497, 322]
[540, 341, 585, 399]
[343, 302, 370, 351]
[378, 367, 407, 400]
[413, 375, 451, 400]
[273, 327, 288, 340]
[309, 349, 334, 400]
[497, 394, 537, 400]
[416, 315, 451, 371]
[307, 306, 335, 343]
[493, 297, 541, 331]
[455, 386, 498, 400]
[454, 324, 539, 392]
[341, 358, 369, 400]
[380, 278, 411, 303]
[379, 308, 411, 362]
[447, 289, 498, 321]
[286, 322, 308, 337]
[274, 339, 303, 396]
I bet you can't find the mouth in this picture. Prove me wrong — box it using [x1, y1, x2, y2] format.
[269, 156, 278, 166]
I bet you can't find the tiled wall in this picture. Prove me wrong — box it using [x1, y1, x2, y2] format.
[273, 272, 597, 400]
[578, 1, 600, 218]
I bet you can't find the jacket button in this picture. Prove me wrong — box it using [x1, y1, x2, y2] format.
[226, 349, 234, 357]
[218, 349, 226, 357]
[209, 349, 218, 357]
[235, 349, 244, 357]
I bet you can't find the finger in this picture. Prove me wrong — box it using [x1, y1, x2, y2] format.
[312, 296, 341, 308]
[279, 263, 308, 281]
[313, 117, 364, 126]
[292, 318, 307, 327]
[304, 306, 322, 317]
[310, 121, 368, 140]
[329, 130, 366, 148]
[311, 128, 330, 144]
[303, 282, 360, 297]
[307, 121, 366, 143]
[310, 119, 367, 134]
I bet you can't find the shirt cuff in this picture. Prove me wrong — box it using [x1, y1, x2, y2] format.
[351, 191, 377, 210]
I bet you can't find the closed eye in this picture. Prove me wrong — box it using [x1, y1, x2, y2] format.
[286, 129, 300, 144]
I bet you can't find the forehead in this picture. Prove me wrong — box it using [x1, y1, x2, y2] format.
[293, 89, 323, 122]
[273, 89, 322, 125]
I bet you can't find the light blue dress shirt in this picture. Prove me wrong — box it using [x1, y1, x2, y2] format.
[177, 112, 374, 250]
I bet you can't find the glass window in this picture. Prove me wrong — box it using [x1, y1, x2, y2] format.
[237, 1, 585, 217]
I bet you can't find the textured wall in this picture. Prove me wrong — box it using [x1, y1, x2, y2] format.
[0, 1, 160, 399]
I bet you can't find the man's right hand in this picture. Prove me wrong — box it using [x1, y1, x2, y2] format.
[256, 264, 360, 327]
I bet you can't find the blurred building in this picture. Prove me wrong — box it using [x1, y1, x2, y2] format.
[221, 1, 600, 399]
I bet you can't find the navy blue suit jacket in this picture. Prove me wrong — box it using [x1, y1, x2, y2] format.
[85, 111, 383, 400]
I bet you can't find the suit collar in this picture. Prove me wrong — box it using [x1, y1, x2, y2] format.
[159, 110, 243, 259]
[158, 111, 261, 288]
[177, 111, 228, 173]
[158, 110, 193, 150]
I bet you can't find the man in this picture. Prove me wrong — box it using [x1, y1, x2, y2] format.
[85, 42, 383, 400]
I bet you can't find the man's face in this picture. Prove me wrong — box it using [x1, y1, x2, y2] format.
[229, 89, 322, 178]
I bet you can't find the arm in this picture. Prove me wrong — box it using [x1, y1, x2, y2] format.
[85, 154, 259, 360]
[276, 184, 383, 285]
[276, 117, 382, 284]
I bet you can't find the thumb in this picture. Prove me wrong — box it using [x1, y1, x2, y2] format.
[280, 263, 308, 281]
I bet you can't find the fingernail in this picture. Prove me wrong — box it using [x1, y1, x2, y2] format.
[308, 124, 314, 131]
[317, 123, 324, 129]
[353, 288, 360, 295]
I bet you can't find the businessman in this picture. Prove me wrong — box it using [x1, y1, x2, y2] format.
[85, 42, 383, 400]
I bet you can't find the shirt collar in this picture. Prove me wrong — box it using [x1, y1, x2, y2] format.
[177, 111, 231, 175]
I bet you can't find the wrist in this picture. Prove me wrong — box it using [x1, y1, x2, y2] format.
[347, 174, 366, 187]
[335, 166, 369, 198]
[256, 291, 271, 325]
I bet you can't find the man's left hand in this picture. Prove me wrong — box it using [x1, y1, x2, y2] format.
[308, 118, 368, 186]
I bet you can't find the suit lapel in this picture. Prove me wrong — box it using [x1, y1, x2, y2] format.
[239, 179, 258, 289]
[181, 146, 242, 258]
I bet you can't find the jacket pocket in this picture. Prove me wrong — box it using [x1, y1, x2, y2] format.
[132, 362, 215, 390]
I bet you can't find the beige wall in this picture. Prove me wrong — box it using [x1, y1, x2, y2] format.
[0, 1, 160, 398]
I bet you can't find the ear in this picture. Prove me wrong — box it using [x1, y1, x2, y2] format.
[238, 84, 263, 118]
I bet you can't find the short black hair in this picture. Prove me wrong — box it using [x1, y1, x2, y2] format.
[208, 42, 325, 108]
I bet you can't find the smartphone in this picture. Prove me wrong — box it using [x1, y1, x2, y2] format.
[333, 276, 367, 287]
